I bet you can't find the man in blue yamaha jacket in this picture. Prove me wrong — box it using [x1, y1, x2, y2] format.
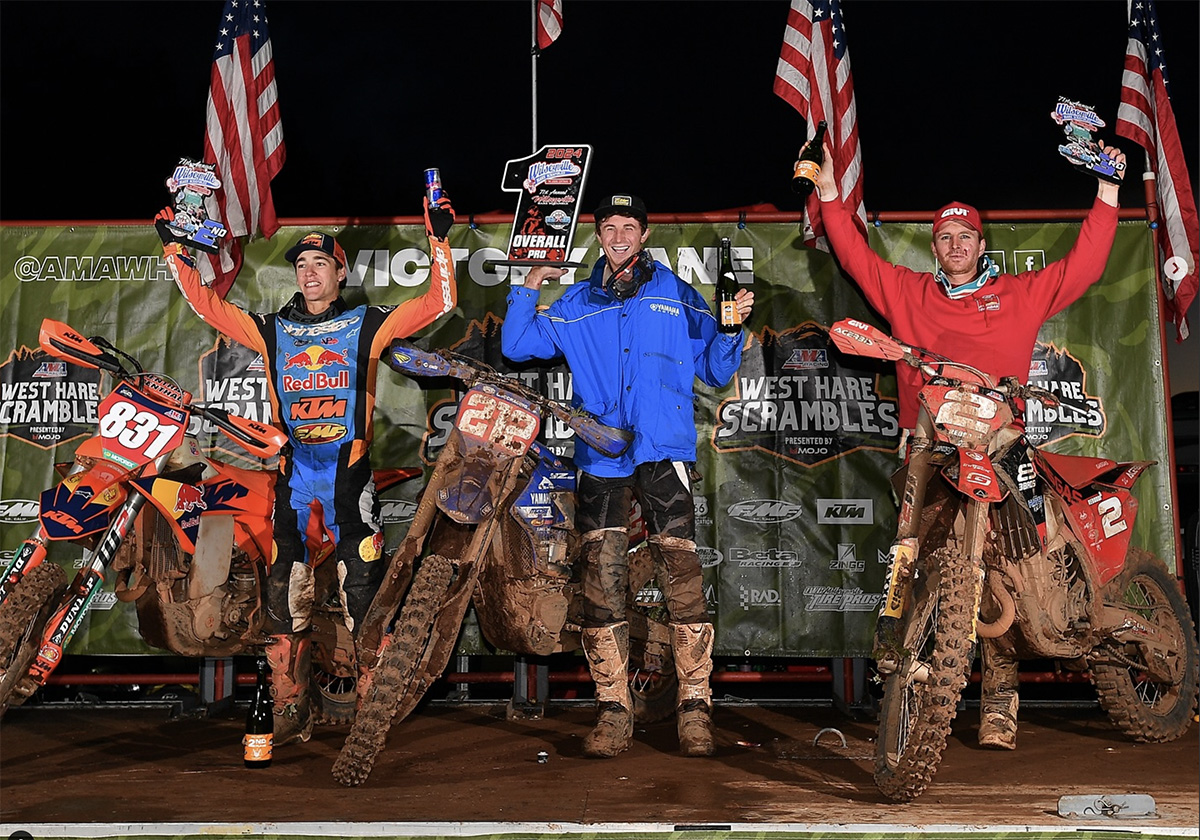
[502, 194, 754, 758]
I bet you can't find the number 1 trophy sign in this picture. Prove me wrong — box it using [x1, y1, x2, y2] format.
[493, 145, 593, 270]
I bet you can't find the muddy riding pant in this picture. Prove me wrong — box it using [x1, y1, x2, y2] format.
[266, 448, 385, 637]
[577, 459, 708, 627]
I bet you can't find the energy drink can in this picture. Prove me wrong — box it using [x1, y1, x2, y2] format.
[424, 168, 444, 203]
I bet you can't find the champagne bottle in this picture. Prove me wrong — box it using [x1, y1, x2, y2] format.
[715, 237, 742, 334]
[791, 120, 828, 197]
[243, 657, 273, 769]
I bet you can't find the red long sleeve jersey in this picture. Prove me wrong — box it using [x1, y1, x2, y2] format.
[820, 197, 1118, 428]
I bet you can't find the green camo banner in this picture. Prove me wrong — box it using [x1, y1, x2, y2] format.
[0, 216, 1172, 656]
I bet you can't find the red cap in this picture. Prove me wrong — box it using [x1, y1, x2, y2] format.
[932, 202, 983, 236]
[285, 231, 347, 268]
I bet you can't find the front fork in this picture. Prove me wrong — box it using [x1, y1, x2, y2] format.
[25, 468, 159, 688]
[0, 462, 91, 604]
[878, 437, 991, 646]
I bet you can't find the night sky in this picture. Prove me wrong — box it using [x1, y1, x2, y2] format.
[2, 0, 1197, 385]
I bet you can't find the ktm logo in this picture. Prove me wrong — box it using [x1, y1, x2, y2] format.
[42, 510, 83, 534]
[294, 423, 347, 444]
[291, 395, 348, 421]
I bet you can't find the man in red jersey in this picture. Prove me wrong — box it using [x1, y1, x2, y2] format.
[811, 139, 1124, 750]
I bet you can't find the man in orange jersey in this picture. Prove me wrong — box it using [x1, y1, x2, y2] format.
[157, 196, 457, 744]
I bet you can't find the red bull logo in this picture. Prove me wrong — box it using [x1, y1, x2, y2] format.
[282, 346, 350, 372]
[173, 483, 207, 515]
[282, 370, 351, 393]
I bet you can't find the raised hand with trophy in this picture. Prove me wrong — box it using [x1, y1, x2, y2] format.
[1052, 97, 1126, 184]
[158, 158, 229, 254]
[491, 144, 593, 271]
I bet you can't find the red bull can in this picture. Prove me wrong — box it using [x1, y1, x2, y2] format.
[424, 168, 443, 203]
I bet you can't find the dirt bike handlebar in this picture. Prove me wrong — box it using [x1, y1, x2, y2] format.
[38, 319, 286, 458]
[386, 339, 634, 458]
[829, 318, 1097, 417]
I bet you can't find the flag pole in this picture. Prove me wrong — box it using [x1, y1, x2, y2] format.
[531, 0, 538, 151]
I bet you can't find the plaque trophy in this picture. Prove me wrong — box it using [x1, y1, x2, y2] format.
[164, 158, 229, 253]
[487, 144, 594, 272]
[1051, 97, 1125, 184]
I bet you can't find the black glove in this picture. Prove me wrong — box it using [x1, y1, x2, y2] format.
[154, 206, 179, 246]
[424, 195, 455, 241]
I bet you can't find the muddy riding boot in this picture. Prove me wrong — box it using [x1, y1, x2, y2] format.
[581, 622, 632, 758]
[672, 622, 716, 757]
[979, 639, 1019, 750]
[265, 633, 314, 745]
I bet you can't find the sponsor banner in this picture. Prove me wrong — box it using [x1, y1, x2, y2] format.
[0, 218, 1170, 657]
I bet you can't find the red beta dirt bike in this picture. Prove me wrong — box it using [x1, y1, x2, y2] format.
[332, 340, 676, 786]
[0, 320, 416, 720]
[829, 318, 1198, 803]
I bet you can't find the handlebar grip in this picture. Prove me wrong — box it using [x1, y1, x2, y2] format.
[200, 406, 287, 457]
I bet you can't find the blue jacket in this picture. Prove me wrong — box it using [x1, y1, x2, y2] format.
[501, 257, 744, 477]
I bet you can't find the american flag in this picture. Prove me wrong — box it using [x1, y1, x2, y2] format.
[201, 0, 286, 298]
[773, 0, 865, 250]
[1116, 0, 1198, 341]
[536, 0, 564, 50]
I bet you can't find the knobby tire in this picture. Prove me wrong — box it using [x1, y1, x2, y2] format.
[873, 547, 976, 802]
[332, 555, 454, 787]
[0, 562, 69, 718]
[1092, 548, 1199, 742]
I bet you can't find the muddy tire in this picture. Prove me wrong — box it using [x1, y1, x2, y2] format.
[629, 618, 677, 724]
[312, 666, 357, 726]
[630, 664, 678, 724]
[0, 563, 69, 718]
[874, 547, 976, 803]
[332, 555, 454, 787]
[1092, 548, 1199, 742]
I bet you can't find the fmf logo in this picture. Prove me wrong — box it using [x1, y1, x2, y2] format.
[816, 499, 874, 525]
[0, 499, 40, 523]
[739, 586, 781, 610]
[293, 423, 348, 444]
[380, 500, 417, 524]
[727, 499, 803, 524]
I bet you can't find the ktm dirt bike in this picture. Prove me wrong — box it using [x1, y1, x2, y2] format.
[332, 340, 675, 786]
[0, 320, 418, 720]
[829, 318, 1198, 803]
